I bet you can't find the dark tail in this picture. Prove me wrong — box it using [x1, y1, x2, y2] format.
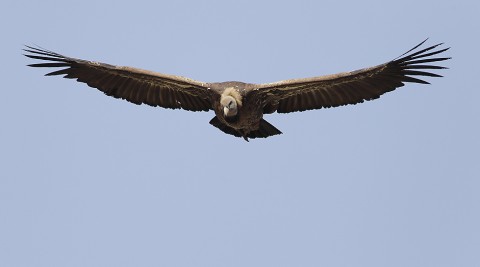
[247, 119, 282, 139]
[209, 117, 282, 141]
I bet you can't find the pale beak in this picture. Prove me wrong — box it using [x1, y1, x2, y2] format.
[224, 106, 229, 115]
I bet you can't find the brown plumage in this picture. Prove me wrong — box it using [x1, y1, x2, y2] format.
[24, 39, 450, 141]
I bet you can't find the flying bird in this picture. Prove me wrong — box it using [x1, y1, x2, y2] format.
[24, 40, 450, 141]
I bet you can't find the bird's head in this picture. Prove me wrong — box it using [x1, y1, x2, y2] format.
[221, 95, 238, 117]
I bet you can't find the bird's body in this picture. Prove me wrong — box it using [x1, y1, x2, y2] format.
[209, 82, 279, 140]
[24, 40, 450, 141]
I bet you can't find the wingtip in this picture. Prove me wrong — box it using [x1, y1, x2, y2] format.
[24, 44, 41, 51]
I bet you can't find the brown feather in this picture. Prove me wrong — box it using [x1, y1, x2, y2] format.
[255, 41, 450, 113]
[24, 46, 214, 112]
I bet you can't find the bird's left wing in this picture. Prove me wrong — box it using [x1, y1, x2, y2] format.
[24, 46, 214, 111]
[255, 40, 450, 113]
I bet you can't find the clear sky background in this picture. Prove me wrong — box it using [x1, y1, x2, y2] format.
[1, 0, 478, 266]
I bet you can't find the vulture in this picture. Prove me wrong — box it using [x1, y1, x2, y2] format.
[24, 40, 450, 141]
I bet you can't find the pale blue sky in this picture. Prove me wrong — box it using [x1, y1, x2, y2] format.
[1, 0, 479, 266]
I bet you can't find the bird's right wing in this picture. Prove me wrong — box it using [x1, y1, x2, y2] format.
[24, 46, 214, 111]
[255, 40, 450, 113]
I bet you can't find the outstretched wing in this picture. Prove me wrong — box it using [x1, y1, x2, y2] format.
[24, 46, 214, 111]
[256, 40, 450, 113]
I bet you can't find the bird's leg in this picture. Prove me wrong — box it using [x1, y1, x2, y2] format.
[242, 130, 249, 142]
